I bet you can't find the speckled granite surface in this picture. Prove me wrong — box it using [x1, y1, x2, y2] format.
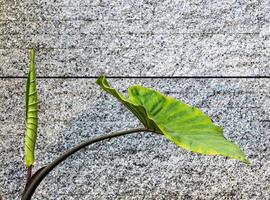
[1, 0, 270, 76]
[0, 0, 270, 199]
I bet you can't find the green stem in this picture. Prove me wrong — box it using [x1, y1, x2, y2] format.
[21, 127, 148, 200]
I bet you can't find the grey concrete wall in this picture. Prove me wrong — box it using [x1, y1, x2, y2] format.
[0, 0, 269, 199]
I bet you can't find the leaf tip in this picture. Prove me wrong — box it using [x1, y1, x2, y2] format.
[96, 75, 106, 84]
[30, 48, 35, 56]
[231, 147, 250, 164]
[30, 49, 35, 64]
[240, 156, 251, 165]
[96, 75, 111, 89]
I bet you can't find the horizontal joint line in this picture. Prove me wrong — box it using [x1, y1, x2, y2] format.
[0, 76, 269, 79]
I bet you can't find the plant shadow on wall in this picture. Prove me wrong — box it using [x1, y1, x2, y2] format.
[1, 49, 250, 200]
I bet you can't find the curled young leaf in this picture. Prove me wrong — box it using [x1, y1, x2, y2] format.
[96, 75, 249, 164]
[25, 49, 38, 167]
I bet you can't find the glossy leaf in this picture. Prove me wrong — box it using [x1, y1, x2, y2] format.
[96, 76, 249, 163]
[25, 49, 38, 167]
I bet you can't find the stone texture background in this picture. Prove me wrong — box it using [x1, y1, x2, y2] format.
[0, 0, 269, 199]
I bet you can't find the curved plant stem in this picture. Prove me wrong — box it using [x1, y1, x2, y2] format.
[22, 127, 149, 200]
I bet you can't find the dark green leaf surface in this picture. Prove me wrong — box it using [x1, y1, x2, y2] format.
[25, 49, 38, 167]
[96, 76, 249, 163]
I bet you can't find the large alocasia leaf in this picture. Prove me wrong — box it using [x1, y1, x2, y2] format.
[25, 49, 38, 167]
[96, 76, 249, 163]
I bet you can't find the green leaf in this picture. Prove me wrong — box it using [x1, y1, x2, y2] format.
[25, 49, 38, 167]
[96, 75, 249, 164]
